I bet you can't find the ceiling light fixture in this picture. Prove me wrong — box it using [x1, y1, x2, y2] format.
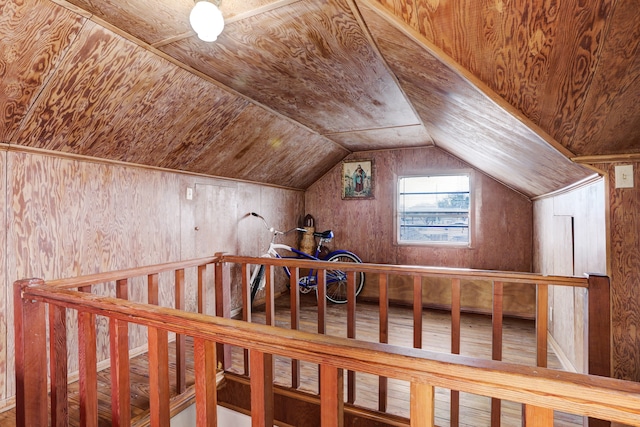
[190, 0, 225, 42]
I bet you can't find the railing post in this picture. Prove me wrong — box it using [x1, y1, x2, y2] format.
[320, 364, 344, 427]
[410, 380, 435, 426]
[110, 278, 130, 427]
[148, 326, 171, 426]
[587, 274, 611, 427]
[215, 254, 232, 369]
[194, 338, 218, 426]
[78, 309, 98, 426]
[250, 349, 274, 427]
[14, 278, 48, 427]
[523, 405, 553, 426]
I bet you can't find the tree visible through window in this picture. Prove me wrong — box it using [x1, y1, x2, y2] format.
[398, 174, 470, 244]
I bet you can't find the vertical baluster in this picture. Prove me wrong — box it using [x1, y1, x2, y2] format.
[148, 273, 159, 305]
[411, 381, 435, 427]
[413, 276, 422, 349]
[148, 326, 171, 426]
[320, 364, 344, 427]
[317, 269, 327, 334]
[243, 263, 251, 376]
[14, 278, 48, 427]
[49, 304, 68, 427]
[194, 338, 218, 426]
[110, 279, 130, 427]
[79, 310, 98, 427]
[198, 264, 206, 314]
[250, 349, 274, 427]
[317, 269, 327, 393]
[291, 267, 301, 389]
[536, 283, 548, 368]
[379, 274, 389, 412]
[492, 281, 504, 427]
[347, 270, 356, 404]
[215, 256, 232, 368]
[175, 269, 186, 393]
[450, 278, 461, 427]
[265, 264, 275, 326]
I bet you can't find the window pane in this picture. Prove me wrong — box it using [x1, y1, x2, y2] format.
[398, 174, 470, 244]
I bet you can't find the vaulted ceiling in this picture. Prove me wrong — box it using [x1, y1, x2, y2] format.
[1, 0, 639, 196]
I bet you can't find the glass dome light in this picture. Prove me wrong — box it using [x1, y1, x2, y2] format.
[190, 0, 224, 42]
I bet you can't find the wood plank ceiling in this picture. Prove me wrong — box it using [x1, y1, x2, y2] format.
[1, 0, 639, 195]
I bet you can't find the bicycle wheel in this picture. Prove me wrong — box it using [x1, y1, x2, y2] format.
[250, 264, 265, 303]
[324, 252, 365, 304]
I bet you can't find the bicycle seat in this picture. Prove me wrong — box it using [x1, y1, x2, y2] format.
[313, 230, 334, 239]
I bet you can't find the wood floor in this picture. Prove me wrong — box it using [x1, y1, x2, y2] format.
[0, 293, 583, 426]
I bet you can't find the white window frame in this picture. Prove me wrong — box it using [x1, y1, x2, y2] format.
[395, 171, 473, 247]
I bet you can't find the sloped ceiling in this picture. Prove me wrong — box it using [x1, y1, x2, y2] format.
[1, 0, 639, 195]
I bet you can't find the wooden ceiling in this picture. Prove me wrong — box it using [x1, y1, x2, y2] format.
[2, 0, 638, 195]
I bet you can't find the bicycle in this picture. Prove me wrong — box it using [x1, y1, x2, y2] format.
[248, 212, 365, 304]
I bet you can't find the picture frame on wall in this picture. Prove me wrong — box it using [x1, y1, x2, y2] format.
[342, 159, 373, 199]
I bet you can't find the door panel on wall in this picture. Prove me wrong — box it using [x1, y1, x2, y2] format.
[194, 183, 238, 316]
[195, 183, 238, 257]
[550, 215, 580, 371]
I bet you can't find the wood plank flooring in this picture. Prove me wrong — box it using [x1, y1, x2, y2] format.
[0, 293, 583, 426]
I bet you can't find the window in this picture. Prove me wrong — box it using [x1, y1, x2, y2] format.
[397, 173, 471, 245]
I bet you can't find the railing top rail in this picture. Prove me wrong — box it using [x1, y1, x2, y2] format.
[222, 254, 590, 287]
[18, 283, 637, 425]
[45, 256, 220, 289]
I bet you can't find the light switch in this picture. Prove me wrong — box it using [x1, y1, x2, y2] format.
[186, 187, 193, 200]
[615, 165, 634, 188]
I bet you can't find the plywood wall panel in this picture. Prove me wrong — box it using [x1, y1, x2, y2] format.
[1, 148, 305, 407]
[593, 162, 640, 381]
[305, 146, 533, 271]
[0, 0, 84, 141]
[533, 178, 606, 373]
[0, 150, 7, 403]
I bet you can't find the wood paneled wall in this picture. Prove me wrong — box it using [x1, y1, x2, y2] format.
[0, 151, 7, 403]
[592, 162, 640, 382]
[0, 147, 304, 409]
[533, 178, 606, 372]
[305, 147, 534, 316]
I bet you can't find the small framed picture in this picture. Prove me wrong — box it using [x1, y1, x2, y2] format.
[342, 159, 373, 199]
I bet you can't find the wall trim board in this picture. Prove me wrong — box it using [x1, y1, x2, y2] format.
[532, 173, 602, 201]
[573, 153, 640, 164]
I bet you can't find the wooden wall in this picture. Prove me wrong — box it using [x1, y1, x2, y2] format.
[533, 178, 606, 372]
[305, 147, 534, 316]
[592, 162, 640, 382]
[0, 147, 304, 409]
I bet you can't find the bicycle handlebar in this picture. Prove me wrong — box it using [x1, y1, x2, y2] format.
[250, 212, 307, 235]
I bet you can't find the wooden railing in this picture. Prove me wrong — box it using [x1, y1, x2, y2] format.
[13, 255, 621, 426]
[224, 255, 612, 427]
